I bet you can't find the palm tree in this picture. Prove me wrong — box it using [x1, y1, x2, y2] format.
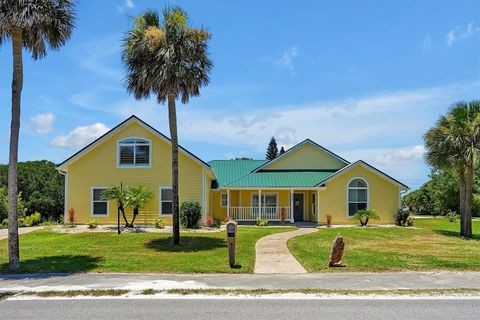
[103, 184, 129, 231]
[424, 100, 480, 238]
[0, 0, 75, 271]
[122, 7, 212, 244]
[125, 185, 153, 227]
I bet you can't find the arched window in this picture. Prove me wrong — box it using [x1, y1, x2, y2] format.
[347, 178, 368, 216]
[117, 137, 151, 167]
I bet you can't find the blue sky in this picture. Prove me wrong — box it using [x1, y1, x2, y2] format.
[0, 0, 479, 189]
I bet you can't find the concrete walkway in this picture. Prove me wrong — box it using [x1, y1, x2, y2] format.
[0, 226, 43, 240]
[254, 228, 318, 274]
[1, 272, 479, 292]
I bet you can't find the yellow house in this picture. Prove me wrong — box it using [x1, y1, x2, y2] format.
[57, 115, 408, 225]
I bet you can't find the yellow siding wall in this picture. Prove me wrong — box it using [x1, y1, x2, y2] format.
[264, 143, 346, 170]
[67, 121, 209, 225]
[319, 165, 400, 224]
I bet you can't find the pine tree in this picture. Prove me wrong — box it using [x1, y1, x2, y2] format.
[266, 137, 279, 160]
[279, 146, 286, 155]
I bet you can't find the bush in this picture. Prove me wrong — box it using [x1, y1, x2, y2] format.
[180, 201, 202, 228]
[205, 215, 214, 227]
[352, 209, 379, 226]
[255, 217, 269, 226]
[395, 208, 411, 226]
[18, 212, 42, 227]
[205, 215, 222, 228]
[1, 219, 8, 229]
[154, 219, 165, 229]
[223, 216, 230, 223]
[87, 218, 98, 229]
[445, 211, 459, 223]
[406, 215, 415, 226]
[326, 214, 332, 226]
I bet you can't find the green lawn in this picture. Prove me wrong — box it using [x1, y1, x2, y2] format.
[0, 226, 294, 274]
[288, 218, 480, 272]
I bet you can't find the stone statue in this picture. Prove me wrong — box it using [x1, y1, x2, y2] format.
[328, 233, 345, 267]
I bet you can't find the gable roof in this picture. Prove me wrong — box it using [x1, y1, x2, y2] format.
[56, 115, 212, 172]
[253, 139, 350, 172]
[316, 160, 409, 191]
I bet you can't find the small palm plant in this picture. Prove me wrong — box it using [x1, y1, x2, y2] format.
[125, 185, 153, 227]
[103, 184, 128, 229]
[353, 209, 379, 226]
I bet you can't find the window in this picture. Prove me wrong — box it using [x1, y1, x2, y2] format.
[312, 192, 316, 215]
[92, 187, 108, 216]
[252, 194, 277, 207]
[221, 193, 228, 207]
[160, 187, 173, 215]
[347, 178, 368, 216]
[118, 138, 151, 167]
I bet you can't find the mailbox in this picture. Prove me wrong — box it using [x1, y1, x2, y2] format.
[226, 220, 237, 267]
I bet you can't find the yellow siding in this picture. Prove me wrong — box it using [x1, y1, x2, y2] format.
[67, 121, 206, 225]
[263, 143, 346, 170]
[319, 165, 400, 224]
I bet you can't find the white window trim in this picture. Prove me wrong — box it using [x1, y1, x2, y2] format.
[159, 186, 173, 216]
[91, 186, 109, 217]
[251, 192, 279, 207]
[117, 136, 152, 168]
[346, 177, 369, 218]
[220, 193, 228, 208]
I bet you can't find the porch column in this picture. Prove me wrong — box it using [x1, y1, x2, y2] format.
[317, 189, 320, 223]
[290, 189, 294, 223]
[227, 189, 230, 219]
[258, 189, 262, 219]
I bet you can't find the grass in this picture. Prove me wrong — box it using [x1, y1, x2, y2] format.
[16, 288, 480, 298]
[288, 218, 480, 272]
[0, 226, 293, 274]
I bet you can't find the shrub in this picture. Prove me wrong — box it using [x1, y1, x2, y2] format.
[326, 214, 332, 226]
[406, 215, 415, 227]
[353, 209, 379, 226]
[255, 217, 269, 226]
[205, 215, 214, 227]
[68, 208, 75, 225]
[154, 219, 165, 229]
[180, 201, 202, 228]
[0, 219, 8, 229]
[223, 216, 230, 223]
[445, 211, 459, 223]
[87, 218, 98, 229]
[212, 216, 222, 228]
[395, 208, 411, 226]
[18, 212, 42, 227]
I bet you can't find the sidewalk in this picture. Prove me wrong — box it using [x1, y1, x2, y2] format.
[0, 227, 43, 240]
[1, 272, 479, 292]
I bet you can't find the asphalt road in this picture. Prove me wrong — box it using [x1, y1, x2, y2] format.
[1, 298, 479, 320]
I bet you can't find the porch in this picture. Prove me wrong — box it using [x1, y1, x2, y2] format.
[213, 189, 321, 223]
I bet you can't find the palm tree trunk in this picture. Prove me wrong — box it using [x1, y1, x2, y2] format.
[131, 208, 139, 226]
[8, 27, 23, 272]
[168, 94, 180, 245]
[458, 165, 466, 237]
[464, 157, 474, 238]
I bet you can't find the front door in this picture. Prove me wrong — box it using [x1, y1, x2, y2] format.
[293, 193, 304, 221]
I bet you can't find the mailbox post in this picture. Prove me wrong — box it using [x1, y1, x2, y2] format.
[226, 220, 237, 267]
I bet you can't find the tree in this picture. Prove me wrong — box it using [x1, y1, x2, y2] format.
[266, 137, 279, 160]
[424, 100, 480, 238]
[122, 7, 212, 244]
[279, 146, 286, 155]
[0, 0, 75, 271]
[232, 157, 253, 160]
[103, 184, 129, 230]
[125, 185, 153, 226]
[353, 209, 379, 226]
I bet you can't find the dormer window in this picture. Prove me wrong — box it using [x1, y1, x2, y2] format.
[117, 137, 151, 167]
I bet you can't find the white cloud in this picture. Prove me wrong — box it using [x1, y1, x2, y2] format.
[117, 0, 135, 13]
[273, 46, 299, 72]
[373, 145, 425, 165]
[30, 113, 55, 134]
[446, 21, 480, 46]
[423, 35, 431, 49]
[51, 123, 110, 148]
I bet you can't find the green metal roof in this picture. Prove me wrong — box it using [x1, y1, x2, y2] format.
[208, 160, 336, 188]
[208, 160, 267, 186]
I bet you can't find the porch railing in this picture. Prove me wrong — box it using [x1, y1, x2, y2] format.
[229, 206, 292, 221]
